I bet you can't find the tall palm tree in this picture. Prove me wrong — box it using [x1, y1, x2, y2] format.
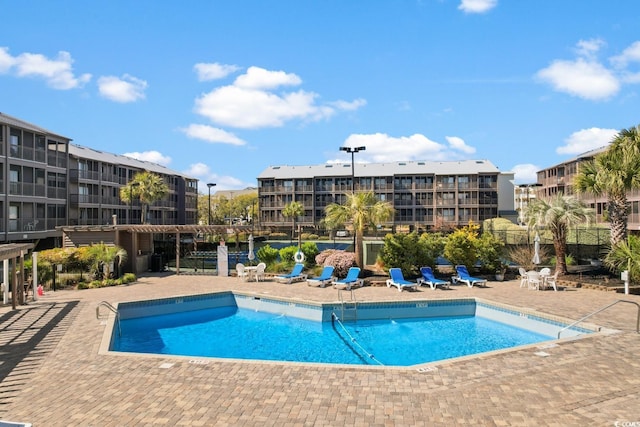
[324, 192, 394, 268]
[574, 124, 640, 246]
[524, 194, 594, 274]
[120, 171, 169, 224]
[282, 201, 304, 242]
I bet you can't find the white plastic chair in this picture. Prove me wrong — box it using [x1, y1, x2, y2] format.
[236, 263, 249, 281]
[255, 262, 266, 282]
[544, 271, 559, 291]
[518, 267, 528, 288]
[526, 271, 542, 290]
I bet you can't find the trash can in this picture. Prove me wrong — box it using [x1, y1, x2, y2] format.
[151, 254, 163, 272]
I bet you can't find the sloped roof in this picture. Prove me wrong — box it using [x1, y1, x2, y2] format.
[0, 112, 71, 141]
[68, 144, 196, 180]
[258, 159, 505, 179]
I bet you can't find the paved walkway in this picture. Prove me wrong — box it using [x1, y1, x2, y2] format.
[1, 273, 640, 426]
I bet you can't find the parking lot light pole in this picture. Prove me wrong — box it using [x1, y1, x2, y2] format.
[339, 146, 366, 193]
[339, 146, 365, 249]
[207, 183, 216, 225]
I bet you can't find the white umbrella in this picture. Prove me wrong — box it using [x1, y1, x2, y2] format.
[247, 234, 255, 264]
[532, 232, 541, 267]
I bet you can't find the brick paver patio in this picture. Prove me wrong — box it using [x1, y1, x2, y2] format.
[1, 273, 639, 426]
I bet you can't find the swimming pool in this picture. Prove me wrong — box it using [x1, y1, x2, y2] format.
[105, 292, 597, 367]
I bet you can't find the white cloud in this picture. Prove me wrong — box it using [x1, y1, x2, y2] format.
[556, 127, 618, 155]
[184, 162, 211, 177]
[575, 38, 605, 59]
[0, 47, 16, 72]
[536, 39, 640, 100]
[536, 58, 619, 100]
[336, 133, 476, 163]
[0, 47, 91, 89]
[458, 0, 497, 14]
[183, 162, 252, 190]
[122, 150, 172, 166]
[181, 124, 246, 145]
[98, 74, 147, 103]
[610, 41, 640, 68]
[510, 164, 540, 184]
[329, 98, 367, 111]
[234, 66, 302, 90]
[193, 65, 365, 129]
[196, 85, 321, 128]
[194, 62, 240, 81]
[445, 136, 476, 154]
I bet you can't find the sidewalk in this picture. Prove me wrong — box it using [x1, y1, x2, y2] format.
[1, 274, 639, 426]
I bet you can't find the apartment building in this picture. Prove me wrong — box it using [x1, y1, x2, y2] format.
[0, 113, 198, 248]
[68, 144, 198, 227]
[257, 160, 515, 233]
[536, 146, 640, 231]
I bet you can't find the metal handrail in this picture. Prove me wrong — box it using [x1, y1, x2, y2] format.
[557, 299, 640, 339]
[96, 301, 121, 337]
[338, 289, 357, 322]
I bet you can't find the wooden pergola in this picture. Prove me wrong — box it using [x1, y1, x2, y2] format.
[61, 224, 253, 275]
[0, 243, 35, 309]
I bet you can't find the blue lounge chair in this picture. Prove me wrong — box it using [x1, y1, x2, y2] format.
[417, 266, 450, 290]
[332, 267, 362, 290]
[275, 263, 307, 284]
[453, 265, 487, 288]
[386, 268, 419, 292]
[307, 265, 335, 288]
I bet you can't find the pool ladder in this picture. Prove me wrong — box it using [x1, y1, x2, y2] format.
[96, 301, 121, 337]
[338, 289, 358, 322]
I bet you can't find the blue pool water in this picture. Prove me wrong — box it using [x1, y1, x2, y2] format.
[113, 306, 552, 366]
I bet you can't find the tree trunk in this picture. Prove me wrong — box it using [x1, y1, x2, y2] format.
[609, 196, 628, 247]
[553, 237, 567, 274]
[141, 203, 147, 224]
[355, 230, 364, 268]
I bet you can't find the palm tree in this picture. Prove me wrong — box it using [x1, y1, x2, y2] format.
[282, 201, 304, 242]
[604, 235, 640, 284]
[574, 124, 640, 247]
[86, 242, 127, 279]
[120, 171, 169, 224]
[524, 194, 594, 274]
[324, 192, 394, 268]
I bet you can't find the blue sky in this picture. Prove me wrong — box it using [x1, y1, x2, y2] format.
[2, 1, 640, 190]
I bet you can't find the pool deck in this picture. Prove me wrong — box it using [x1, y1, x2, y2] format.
[1, 273, 640, 426]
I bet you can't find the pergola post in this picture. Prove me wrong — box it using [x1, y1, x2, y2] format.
[175, 231, 180, 274]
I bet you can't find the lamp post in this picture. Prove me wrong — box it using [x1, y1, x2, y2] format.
[207, 183, 216, 225]
[339, 146, 365, 250]
[339, 146, 366, 193]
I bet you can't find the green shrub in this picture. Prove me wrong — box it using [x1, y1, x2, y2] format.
[550, 254, 576, 267]
[257, 245, 279, 265]
[477, 232, 506, 273]
[300, 242, 319, 266]
[279, 246, 298, 264]
[122, 273, 137, 284]
[443, 223, 481, 270]
[378, 232, 439, 277]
